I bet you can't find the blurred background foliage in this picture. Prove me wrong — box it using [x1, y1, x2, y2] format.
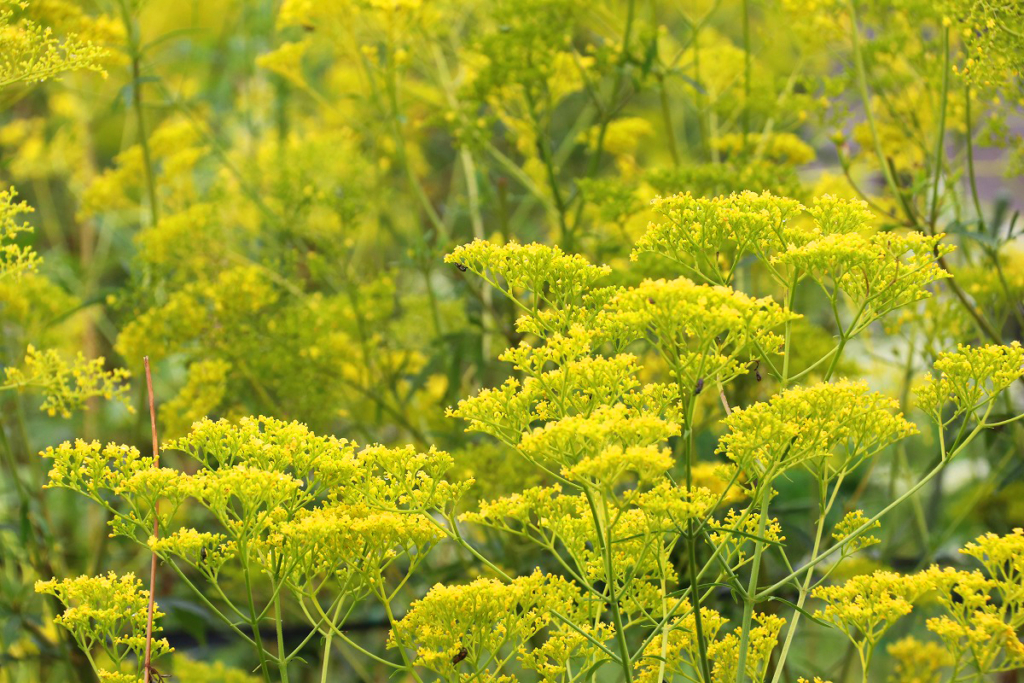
[0, 0, 1022, 680]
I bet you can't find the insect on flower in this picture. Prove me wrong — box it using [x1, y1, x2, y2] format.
[147, 665, 171, 683]
[695, 378, 704, 395]
[452, 646, 469, 665]
[456, 262, 468, 272]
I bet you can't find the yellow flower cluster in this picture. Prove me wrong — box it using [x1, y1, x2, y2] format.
[712, 132, 816, 166]
[0, 186, 39, 280]
[810, 528, 1024, 678]
[149, 529, 234, 581]
[941, 0, 1024, 91]
[35, 572, 171, 680]
[446, 239, 612, 334]
[115, 265, 280, 364]
[636, 190, 953, 328]
[813, 570, 930, 648]
[518, 404, 679, 471]
[392, 570, 598, 679]
[450, 325, 681, 455]
[463, 481, 717, 608]
[887, 636, 954, 683]
[635, 604, 785, 683]
[717, 380, 917, 479]
[271, 503, 443, 594]
[43, 415, 469, 596]
[159, 359, 233, 439]
[635, 191, 805, 282]
[353, 443, 472, 511]
[709, 506, 786, 564]
[79, 117, 207, 219]
[774, 230, 953, 325]
[916, 342, 1024, 423]
[0, 0, 108, 90]
[832, 510, 882, 555]
[3, 346, 132, 418]
[600, 277, 797, 388]
[167, 415, 359, 492]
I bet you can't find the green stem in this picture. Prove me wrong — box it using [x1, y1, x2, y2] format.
[847, 0, 914, 224]
[274, 588, 290, 683]
[379, 590, 426, 683]
[659, 77, 680, 166]
[585, 488, 635, 683]
[320, 598, 346, 683]
[781, 274, 798, 386]
[241, 549, 274, 683]
[681, 393, 712, 682]
[769, 481, 829, 682]
[735, 483, 770, 682]
[742, 0, 752, 145]
[858, 644, 873, 683]
[118, 0, 159, 226]
[964, 84, 986, 232]
[757, 410, 992, 599]
[928, 26, 951, 228]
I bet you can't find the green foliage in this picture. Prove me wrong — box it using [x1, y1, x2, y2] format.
[2, 0, 1024, 682]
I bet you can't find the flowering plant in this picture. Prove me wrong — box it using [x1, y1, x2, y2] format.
[2, 0, 1023, 681]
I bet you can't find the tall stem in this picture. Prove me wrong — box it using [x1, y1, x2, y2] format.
[660, 77, 680, 167]
[584, 488, 635, 683]
[742, 0, 752, 146]
[118, 0, 159, 226]
[242, 545, 274, 683]
[758, 411, 993, 598]
[847, 0, 914, 224]
[928, 26, 951, 228]
[275, 589, 290, 683]
[141, 358, 160, 683]
[964, 84, 986, 231]
[320, 598, 346, 683]
[781, 274, 798, 386]
[734, 482, 769, 682]
[682, 395, 712, 681]
[769, 481, 828, 682]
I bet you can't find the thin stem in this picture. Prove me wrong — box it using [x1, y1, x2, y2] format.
[163, 559, 257, 647]
[781, 273, 798, 386]
[118, 0, 159, 226]
[964, 84, 987, 232]
[319, 597, 345, 683]
[275, 588, 290, 683]
[847, 0, 915, 224]
[858, 644, 873, 683]
[769, 480, 829, 682]
[241, 545, 274, 683]
[659, 76, 680, 166]
[141, 358, 160, 683]
[378, 589, 426, 683]
[928, 26, 951, 228]
[735, 483, 770, 682]
[682, 394, 712, 682]
[742, 0, 752, 145]
[584, 488, 634, 683]
[757, 410, 992, 598]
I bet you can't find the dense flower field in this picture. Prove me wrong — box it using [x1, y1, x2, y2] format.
[1, 0, 1023, 681]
